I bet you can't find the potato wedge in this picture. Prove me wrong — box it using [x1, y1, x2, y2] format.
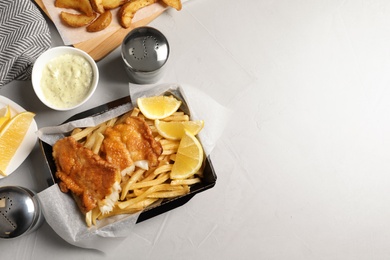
[161, 0, 181, 11]
[55, 0, 94, 16]
[60, 11, 97, 27]
[87, 10, 112, 32]
[90, 0, 105, 14]
[118, 0, 157, 28]
[102, 0, 127, 9]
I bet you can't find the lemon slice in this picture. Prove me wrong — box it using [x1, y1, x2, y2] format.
[137, 96, 181, 120]
[0, 105, 11, 131]
[0, 111, 35, 174]
[171, 130, 204, 179]
[0, 105, 10, 117]
[155, 119, 204, 140]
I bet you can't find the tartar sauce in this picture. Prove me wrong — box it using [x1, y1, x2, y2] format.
[40, 54, 93, 108]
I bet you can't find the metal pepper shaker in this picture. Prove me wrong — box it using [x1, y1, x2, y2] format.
[121, 26, 170, 84]
[0, 186, 44, 239]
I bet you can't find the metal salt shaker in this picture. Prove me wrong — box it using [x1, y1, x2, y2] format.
[0, 186, 44, 239]
[121, 26, 170, 84]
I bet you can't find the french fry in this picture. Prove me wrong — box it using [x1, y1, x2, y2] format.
[147, 186, 189, 198]
[71, 125, 99, 141]
[121, 168, 146, 200]
[91, 133, 104, 154]
[83, 121, 108, 148]
[85, 210, 92, 227]
[161, 139, 179, 151]
[128, 172, 170, 190]
[91, 207, 102, 225]
[154, 163, 173, 175]
[71, 128, 82, 136]
[98, 198, 158, 219]
[90, 0, 105, 14]
[106, 117, 118, 127]
[118, 0, 158, 28]
[132, 188, 147, 197]
[118, 184, 177, 209]
[139, 166, 160, 182]
[102, 0, 127, 9]
[161, 114, 189, 122]
[115, 111, 133, 125]
[161, 0, 182, 11]
[87, 10, 112, 32]
[130, 107, 141, 117]
[171, 177, 201, 186]
[161, 148, 177, 156]
[55, 0, 94, 16]
[83, 132, 97, 150]
[60, 12, 97, 28]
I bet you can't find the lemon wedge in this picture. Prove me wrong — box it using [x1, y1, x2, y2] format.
[0, 105, 11, 131]
[170, 130, 204, 180]
[137, 96, 181, 120]
[0, 111, 35, 174]
[155, 119, 204, 140]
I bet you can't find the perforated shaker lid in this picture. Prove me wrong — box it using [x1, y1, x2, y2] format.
[121, 26, 169, 72]
[0, 186, 40, 239]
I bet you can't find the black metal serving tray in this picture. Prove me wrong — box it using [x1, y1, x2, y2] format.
[39, 96, 217, 223]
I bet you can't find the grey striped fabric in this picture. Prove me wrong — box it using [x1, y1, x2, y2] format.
[0, 0, 51, 87]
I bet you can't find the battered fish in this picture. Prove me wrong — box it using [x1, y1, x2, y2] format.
[53, 136, 121, 214]
[101, 117, 163, 171]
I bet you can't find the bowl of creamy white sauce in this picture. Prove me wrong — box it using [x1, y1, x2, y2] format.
[32, 46, 99, 111]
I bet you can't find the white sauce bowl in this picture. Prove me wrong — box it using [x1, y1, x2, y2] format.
[32, 46, 99, 111]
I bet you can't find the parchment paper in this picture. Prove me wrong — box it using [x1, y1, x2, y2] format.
[41, 0, 167, 45]
[36, 83, 230, 252]
[40, 0, 189, 46]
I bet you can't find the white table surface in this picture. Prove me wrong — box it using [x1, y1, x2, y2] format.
[2, 0, 390, 259]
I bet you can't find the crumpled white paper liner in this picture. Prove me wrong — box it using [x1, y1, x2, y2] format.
[36, 83, 230, 252]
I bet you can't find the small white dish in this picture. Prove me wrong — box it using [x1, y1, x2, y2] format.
[31, 46, 99, 111]
[0, 96, 38, 178]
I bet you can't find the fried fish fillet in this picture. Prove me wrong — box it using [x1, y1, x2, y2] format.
[53, 136, 121, 214]
[101, 117, 163, 171]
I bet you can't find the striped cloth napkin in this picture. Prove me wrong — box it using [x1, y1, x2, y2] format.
[0, 0, 51, 87]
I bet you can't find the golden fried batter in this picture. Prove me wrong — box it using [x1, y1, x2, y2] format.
[53, 137, 121, 214]
[101, 117, 162, 170]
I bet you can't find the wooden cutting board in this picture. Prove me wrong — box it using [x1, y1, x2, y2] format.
[34, 0, 165, 61]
